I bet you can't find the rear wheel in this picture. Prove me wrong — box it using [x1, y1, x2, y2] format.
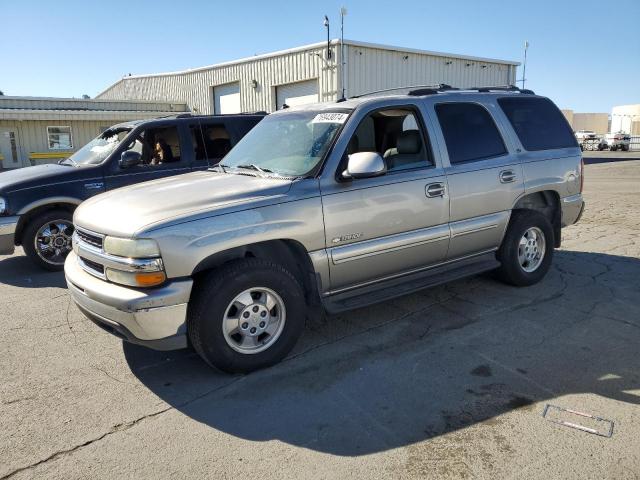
[188, 258, 306, 373]
[496, 210, 554, 287]
[22, 210, 74, 271]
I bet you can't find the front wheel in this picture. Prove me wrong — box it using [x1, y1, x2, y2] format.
[495, 211, 554, 287]
[22, 210, 74, 271]
[188, 258, 306, 373]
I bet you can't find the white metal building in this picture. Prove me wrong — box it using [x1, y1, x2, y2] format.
[96, 39, 519, 114]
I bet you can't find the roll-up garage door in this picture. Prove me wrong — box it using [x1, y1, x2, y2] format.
[213, 82, 241, 114]
[276, 79, 319, 110]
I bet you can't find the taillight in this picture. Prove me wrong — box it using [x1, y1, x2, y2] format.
[579, 157, 584, 193]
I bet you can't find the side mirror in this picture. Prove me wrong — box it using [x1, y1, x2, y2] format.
[343, 151, 387, 179]
[119, 150, 142, 168]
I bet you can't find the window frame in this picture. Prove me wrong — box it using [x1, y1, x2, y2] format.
[338, 104, 436, 179]
[434, 101, 509, 166]
[46, 125, 73, 150]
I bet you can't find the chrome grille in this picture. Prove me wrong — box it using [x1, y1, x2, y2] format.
[76, 229, 103, 250]
[79, 256, 105, 275]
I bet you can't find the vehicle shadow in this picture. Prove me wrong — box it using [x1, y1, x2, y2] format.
[0, 251, 66, 289]
[123, 250, 640, 456]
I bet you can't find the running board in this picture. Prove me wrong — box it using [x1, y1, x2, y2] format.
[322, 253, 500, 314]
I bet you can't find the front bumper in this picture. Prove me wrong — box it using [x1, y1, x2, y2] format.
[65, 251, 193, 350]
[561, 193, 585, 226]
[0, 216, 19, 255]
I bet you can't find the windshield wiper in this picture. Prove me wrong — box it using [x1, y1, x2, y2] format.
[210, 164, 228, 173]
[58, 158, 75, 166]
[236, 164, 274, 174]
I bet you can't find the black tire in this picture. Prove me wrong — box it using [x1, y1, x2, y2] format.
[495, 210, 554, 287]
[611, 146, 617, 152]
[22, 209, 74, 271]
[622, 145, 629, 152]
[188, 258, 306, 373]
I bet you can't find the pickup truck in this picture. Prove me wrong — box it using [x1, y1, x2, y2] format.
[0, 113, 264, 270]
[65, 86, 584, 373]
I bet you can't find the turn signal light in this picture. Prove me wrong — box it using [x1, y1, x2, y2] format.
[134, 271, 167, 287]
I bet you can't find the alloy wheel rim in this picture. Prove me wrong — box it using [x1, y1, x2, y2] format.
[35, 220, 74, 265]
[517, 226, 546, 273]
[222, 287, 286, 354]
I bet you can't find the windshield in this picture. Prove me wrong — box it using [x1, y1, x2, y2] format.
[63, 128, 131, 166]
[220, 110, 350, 176]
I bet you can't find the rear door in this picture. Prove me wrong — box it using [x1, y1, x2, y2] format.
[103, 123, 192, 190]
[429, 99, 524, 260]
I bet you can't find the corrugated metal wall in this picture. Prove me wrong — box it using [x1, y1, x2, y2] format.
[96, 41, 517, 113]
[0, 120, 111, 167]
[343, 44, 517, 97]
[98, 44, 339, 114]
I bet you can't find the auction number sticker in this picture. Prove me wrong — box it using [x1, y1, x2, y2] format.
[312, 112, 349, 124]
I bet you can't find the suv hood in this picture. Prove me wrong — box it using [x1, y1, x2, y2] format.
[0, 164, 95, 193]
[74, 171, 294, 237]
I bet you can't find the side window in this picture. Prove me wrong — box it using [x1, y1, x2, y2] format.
[201, 123, 232, 163]
[346, 107, 433, 173]
[120, 126, 182, 168]
[435, 103, 507, 164]
[498, 97, 578, 151]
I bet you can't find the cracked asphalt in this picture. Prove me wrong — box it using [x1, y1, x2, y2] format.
[1, 159, 639, 479]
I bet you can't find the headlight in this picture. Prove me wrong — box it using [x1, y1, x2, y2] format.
[103, 236, 160, 258]
[0, 197, 6, 215]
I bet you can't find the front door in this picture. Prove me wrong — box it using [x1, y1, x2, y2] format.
[430, 101, 524, 260]
[321, 105, 450, 292]
[0, 129, 21, 169]
[104, 124, 192, 190]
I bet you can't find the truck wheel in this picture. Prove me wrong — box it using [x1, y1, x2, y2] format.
[22, 209, 74, 271]
[611, 146, 617, 152]
[622, 145, 629, 152]
[495, 210, 554, 287]
[188, 258, 306, 373]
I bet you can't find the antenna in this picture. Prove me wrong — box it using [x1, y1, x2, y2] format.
[519, 41, 530, 89]
[340, 7, 347, 100]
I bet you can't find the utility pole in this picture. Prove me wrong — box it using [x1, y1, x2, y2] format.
[521, 41, 529, 89]
[340, 7, 347, 99]
[324, 15, 331, 60]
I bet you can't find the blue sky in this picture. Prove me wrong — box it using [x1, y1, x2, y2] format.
[2, 0, 638, 112]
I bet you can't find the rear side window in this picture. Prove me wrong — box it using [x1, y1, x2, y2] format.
[498, 97, 577, 151]
[435, 103, 507, 164]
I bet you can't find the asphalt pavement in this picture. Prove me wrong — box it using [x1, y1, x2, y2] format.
[1, 159, 639, 479]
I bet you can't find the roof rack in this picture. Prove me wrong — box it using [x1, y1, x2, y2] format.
[463, 84, 535, 95]
[348, 83, 535, 100]
[350, 84, 456, 99]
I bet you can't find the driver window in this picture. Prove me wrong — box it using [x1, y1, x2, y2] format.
[121, 126, 182, 168]
[347, 108, 433, 172]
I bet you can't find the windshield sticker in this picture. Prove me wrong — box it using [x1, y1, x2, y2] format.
[312, 112, 349, 124]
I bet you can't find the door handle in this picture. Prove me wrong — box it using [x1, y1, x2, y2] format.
[499, 170, 516, 183]
[425, 182, 445, 198]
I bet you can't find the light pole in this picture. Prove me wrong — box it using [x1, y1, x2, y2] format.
[324, 15, 331, 60]
[340, 7, 347, 100]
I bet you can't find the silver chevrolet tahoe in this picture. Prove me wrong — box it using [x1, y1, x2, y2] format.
[65, 86, 585, 373]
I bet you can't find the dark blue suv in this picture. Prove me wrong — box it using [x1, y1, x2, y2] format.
[0, 113, 265, 270]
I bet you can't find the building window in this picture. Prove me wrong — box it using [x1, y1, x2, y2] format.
[47, 126, 73, 150]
